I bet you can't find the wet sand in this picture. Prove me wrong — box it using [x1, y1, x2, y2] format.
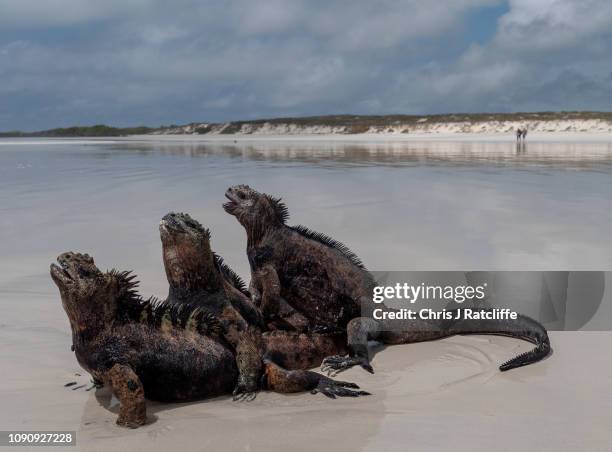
[1, 137, 611, 450]
[0, 329, 609, 451]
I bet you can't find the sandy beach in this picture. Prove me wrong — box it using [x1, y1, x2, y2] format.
[1, 135, 611, 451]
[1, 323, 609, 451]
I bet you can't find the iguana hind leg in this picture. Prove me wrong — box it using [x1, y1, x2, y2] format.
[322, 317, 380, 376]
[262, 330, 347, 370]
[322, 316, 475, 376]
[106, 364, 146, 428]
[233, 328, 350, 400]
[262, 360, 370, 398]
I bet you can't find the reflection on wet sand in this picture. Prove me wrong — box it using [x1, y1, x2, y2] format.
[109, 140, 612, 171]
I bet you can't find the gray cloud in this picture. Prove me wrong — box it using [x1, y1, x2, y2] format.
[1, 0, 611, 131]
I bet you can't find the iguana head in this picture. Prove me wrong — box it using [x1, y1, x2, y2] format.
[159, 212, 221, 295]
[224, 185, 288, 239]
[51, 252, 129, 336]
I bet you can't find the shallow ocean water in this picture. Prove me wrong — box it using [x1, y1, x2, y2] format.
[2, 138, 611, 303]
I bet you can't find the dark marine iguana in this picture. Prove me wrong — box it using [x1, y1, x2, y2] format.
[51, 252, 367, 427]
[223, 184, 552, 375]
[159, 212, 348, 397]
[160, 211, 310, 335]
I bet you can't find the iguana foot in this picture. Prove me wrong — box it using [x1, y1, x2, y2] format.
[311, 378, 371, 399]
[116, 413, 147, 429]
[232, 383, 259, 402]
[321, 355, 374, 376]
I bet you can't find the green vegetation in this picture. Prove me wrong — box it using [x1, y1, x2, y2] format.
[226, 111, 612, 130]
[0, 124, 158, 137]
[3, 112, 612, 137]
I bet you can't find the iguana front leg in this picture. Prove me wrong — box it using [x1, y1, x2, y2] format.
[252, 266, 311, 332]
[253, 265, 282, 321]
[248, 278, 262, 306]
[105, 364, 146, 428]
[262, 360, 370, 398]
[233, 328, 263, 401]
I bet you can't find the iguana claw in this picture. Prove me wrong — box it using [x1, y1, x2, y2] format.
[232, 385, 259, 402]
[311, 378, 371, 398]
[321, 355, 374, 377]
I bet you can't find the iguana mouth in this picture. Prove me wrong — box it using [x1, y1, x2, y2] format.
[224, 186, 251, 214]
[160, 212, 206, 235]
[50, 259, 73, 286]
[50, 252, 100, 289]
[223, 192, 238, 213]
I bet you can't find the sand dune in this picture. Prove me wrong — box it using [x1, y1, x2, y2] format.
[153, 118, 612, 136]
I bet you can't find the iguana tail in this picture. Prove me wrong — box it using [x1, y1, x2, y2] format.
[496, 314, 551, 371]
[446, 310, 551, 371]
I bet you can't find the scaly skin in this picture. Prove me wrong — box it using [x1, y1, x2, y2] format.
[159, 212, 349, 398]
[51, 252, 368, 428]
[160, 212, 264, 345]
[223, 185, 552, 375]
[51, 252, 236, 427]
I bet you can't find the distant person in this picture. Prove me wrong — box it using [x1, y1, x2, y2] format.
[522, 128, 528, 141]
[516, 128, 523, 141]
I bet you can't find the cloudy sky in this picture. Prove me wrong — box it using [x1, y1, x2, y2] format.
[2, 0, 612, 131]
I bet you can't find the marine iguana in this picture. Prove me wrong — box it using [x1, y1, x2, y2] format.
[159, 212, 348, 397]
[160, 212, 264, 339]
[51, 252, 368, 427]
[223, 184, 551, 375]
[160, 211, 309, 335]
